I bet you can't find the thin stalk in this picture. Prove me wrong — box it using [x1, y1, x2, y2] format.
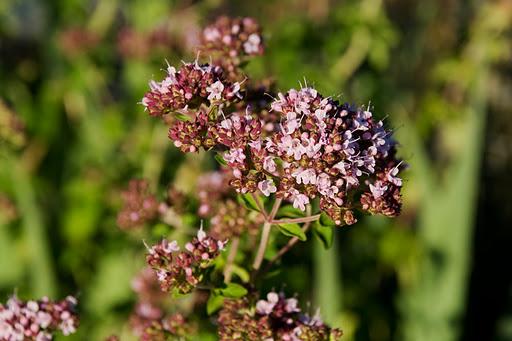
[143, 124, 169, 191]
[271, 214, 321, 225]
[223, 237, 240, 283]
[252, 198, 282, 270]
[9, 155, 56, 297]
[314, 236, 341, 324]
[251, 192, 268, 219]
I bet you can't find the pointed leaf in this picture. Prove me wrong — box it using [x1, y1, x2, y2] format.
[231, 265, 250, 283]
[207, 293, 224, 315]
[320, 212, 336, 227]
[313, 221, 334, 249]
[174, 112, 191, 121]
[214, 153, 227, 166]
[237, 193, 260, 212]
[220, 283, 248, 298]
[277, 223, 307, 241]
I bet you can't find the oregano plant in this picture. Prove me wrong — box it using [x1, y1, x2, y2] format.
[0, 16, 404, 341]
[128, 16, 404, 340]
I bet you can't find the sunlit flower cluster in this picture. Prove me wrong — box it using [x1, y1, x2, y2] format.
[161, 83, 404, 224]
[141, 61, 242, 117]
[117, 179, 160, 230]
[0, 295, 78, 340]
[201, 16, 263, 81]
[146, 228, 227, 294]
[203, 16, 263, 57]
[218, 291, 342, 341]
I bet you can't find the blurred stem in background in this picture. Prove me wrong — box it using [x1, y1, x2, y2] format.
[314, 238, 342, 324]
[7, 154, 56, 297]
[397, 1, 509, 339]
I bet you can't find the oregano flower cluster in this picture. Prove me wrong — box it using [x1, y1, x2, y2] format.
[143, 77, 403, 226]
[130, 268, 193, 340]
[146, 228, 227, 294]
[218, 291, 343, 341]
[201, 16, 264, 80]
[0, 296, 78, 340]
[141, 62, 242, 118]
[117, 179, 161, 230]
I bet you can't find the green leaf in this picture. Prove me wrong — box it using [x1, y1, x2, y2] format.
[313, 221, 334, 249]
[206, 293, 224, 315]
[174, 112, 191, 121]
[219, 283, 248, 298]
[277, 223, 307, 241]
[320, 212, 336, 227]
[276, 205, 306, 219]
[231, 265, 250, 283]
[237, 193, 261, 212]
[214, 153, 227, 166]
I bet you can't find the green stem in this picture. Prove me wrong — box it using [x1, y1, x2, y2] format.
[271, 214, 321, 225]
[252, 198, 282, 270]
[224, 237, 240, 284]
[314, 236, 341, 324]
[9, 155, 56, 297]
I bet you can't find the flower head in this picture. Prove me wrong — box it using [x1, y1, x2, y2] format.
[146, 229, 226, 294]
[0, 295, 78, 340]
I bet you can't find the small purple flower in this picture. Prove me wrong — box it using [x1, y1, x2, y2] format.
[258, 180, 277, 196]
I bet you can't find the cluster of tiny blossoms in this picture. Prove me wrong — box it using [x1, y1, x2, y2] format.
[202, 16, 263, 58]
[217, 291, 342, 341]
[0, 296, 78, 340]
[141, 61, 242, 117]
[146, 228, 226, 294]
[158, 83, 403, 224]
[201, 16, 263, 80]
[129, 268, 194, 340]
[130, 268, 166, 336]
[259, 88, 402, 224]
[117, 179, 161, 230]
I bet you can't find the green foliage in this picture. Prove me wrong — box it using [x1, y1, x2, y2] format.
[237, 193, 261, 212]
[276, 205, 306, 219]
[277, 223, 307, 241]
[313, 221, 334, 249]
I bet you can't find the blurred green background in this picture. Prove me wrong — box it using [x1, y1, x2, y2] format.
[1, 0, 511, 340]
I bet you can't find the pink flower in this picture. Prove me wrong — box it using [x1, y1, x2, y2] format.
[263, 156, 276, 173]
[258, 180, 277, 197]
[206, 80, 225, 101]
[197, 227, 206, 242]
[285, 298, 300, 313]
[243, 33, 261, 54]
[204, 27, 221, 41]
[162, 240, 180, 253]
[283, 112, 299, 134]
[387, 166, 402, 186]
[256, 292, 279, 315]
[288, 189, 309, 211]
[292, 168, 317, 185]
[369, 182, 388, 199]
[224, 148, 246, 164]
